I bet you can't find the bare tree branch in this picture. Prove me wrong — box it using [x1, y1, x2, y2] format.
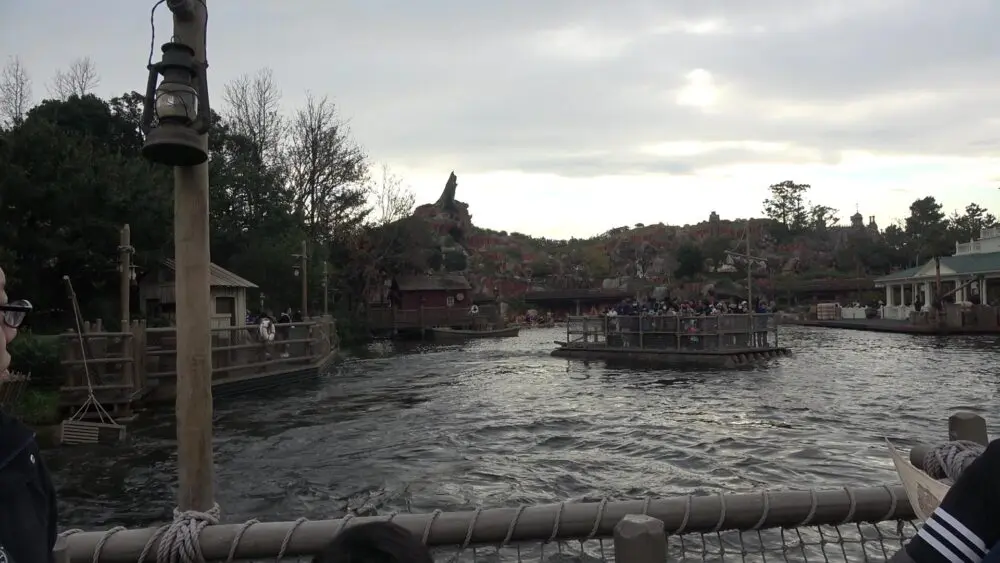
[49, 57, 100, 99]
[369, 163, 415, 227]
[287, 92, 369, 239]
[223, 68, 285, 167]
[0, 56, 32, 128]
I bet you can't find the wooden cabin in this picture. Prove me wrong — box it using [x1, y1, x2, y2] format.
[138, 259, 258, 328]
[390, 273, 472, 310]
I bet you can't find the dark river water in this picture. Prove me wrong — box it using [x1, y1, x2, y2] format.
[50, 326, 1000, 528]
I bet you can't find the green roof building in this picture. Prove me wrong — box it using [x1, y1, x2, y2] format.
[874, 226, 1000, 317]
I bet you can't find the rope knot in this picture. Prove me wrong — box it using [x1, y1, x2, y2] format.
[923, 440, 985, 482]
[152, 503, 222, 563]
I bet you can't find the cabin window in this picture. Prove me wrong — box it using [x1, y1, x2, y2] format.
[446, 296, 455, 307]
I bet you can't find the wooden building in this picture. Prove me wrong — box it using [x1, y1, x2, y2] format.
[524, 288, 632, 316]
[368, 274, 498, 333]
[390, 273, 472, 309]
[138, 259, 258, 328]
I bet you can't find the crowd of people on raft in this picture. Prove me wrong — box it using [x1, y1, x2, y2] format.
[598, 296, 773, 317]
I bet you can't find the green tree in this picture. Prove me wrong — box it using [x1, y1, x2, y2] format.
[809, 204, 839, 231]
[674, 243, 704, 279]
[949, 203, 996, 243]
[702, 236, 733, 271]
[904, 196, 951, 261]
[0, 95, 172, 328]
[442, 250, 468, 272]
[762, 180, 810, 234]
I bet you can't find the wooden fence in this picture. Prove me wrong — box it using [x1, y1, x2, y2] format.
[58, 316, 338, 417]
[565, 314, 779, 351]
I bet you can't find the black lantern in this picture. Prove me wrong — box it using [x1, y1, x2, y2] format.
[140, 41, 211, 166]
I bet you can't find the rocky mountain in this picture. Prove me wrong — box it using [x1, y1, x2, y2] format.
[405, 173, 882, 297]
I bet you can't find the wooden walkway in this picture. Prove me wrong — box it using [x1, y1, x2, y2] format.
[786, 318, 1000, 335]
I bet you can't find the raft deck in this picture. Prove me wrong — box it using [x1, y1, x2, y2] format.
[552, 314, 790, 368]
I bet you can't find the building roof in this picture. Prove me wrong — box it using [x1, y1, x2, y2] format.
[874, 266, 925, 283]
[524, 288, 632, 301]
[396, 273, 471, 291]
[875, 251, 1000, 284]
[162, 259, 259, 288]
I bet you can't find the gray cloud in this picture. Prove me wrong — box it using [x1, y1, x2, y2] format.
[5, 0, 1000, 180]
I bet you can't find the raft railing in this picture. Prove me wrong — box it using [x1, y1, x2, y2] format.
[59, 484, 916, 562]
[55, 391, 994, 563]
[565, 314, 779, 351]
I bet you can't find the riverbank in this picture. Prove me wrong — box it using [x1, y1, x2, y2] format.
[784, 317, 1000, 335]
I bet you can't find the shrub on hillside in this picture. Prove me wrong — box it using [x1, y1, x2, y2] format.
[8, 331, 63, 390]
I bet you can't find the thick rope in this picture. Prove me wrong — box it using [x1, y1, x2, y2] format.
[923, 440, 985, 481]
[58, 487, 912, 561]
[135, 503, 221, 563]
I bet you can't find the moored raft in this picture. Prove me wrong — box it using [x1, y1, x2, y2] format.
[552, 314, 791, 368]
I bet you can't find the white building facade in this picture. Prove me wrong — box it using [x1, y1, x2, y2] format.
[875, 227, 1000, 320]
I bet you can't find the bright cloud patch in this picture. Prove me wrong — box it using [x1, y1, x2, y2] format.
[675, 69, 722, 109]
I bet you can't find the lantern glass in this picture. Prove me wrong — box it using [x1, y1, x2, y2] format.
[293, 266, 300, 277]
[154, 81, 198, 122]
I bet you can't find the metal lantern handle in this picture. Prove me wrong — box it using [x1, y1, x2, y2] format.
[191, 60, 211, 134]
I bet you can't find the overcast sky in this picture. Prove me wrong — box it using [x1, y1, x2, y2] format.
[4, 1, 1000, 239]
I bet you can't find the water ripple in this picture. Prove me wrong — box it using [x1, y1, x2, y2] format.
[49, 326, 1000, 527]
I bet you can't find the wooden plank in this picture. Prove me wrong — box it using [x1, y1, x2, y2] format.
[61, 420, 127, 445]
[61, 421, 100, 445]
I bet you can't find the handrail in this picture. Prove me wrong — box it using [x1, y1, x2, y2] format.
[567, 314, 775, 321]
[147, 320, 321, 334]
[63, 485, 911, 562]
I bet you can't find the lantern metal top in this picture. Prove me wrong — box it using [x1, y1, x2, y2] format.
[140, 39, 212, 167]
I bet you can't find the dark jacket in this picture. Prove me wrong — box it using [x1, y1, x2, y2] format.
[0, 411, 58, 563]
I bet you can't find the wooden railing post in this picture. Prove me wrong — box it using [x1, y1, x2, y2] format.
[613, 514, 666, 563]
[949, 412, 989, 446]
[123, 327, 135, 392]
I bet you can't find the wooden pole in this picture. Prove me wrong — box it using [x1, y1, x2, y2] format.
[170, 0, 215, 512]
[614, 515, 666, 563]
[119, 224, 131, 329]
[725, 224, 768, 345]
[322, 261, 329, 316]
[301, 239, 308, 318]
[948, 412, 989, 446]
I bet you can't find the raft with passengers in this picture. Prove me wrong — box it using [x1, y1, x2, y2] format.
[552, 310, 790, 368]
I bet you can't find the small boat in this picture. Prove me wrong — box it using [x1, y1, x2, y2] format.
[429, 326, 520, 341]
[886, 439, 948, 522]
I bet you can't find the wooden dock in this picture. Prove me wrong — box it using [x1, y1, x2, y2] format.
[58, 316, 340, 417]
[784, 317, 1000, 335]
[553, 314, 790, 368]
[366, 303, 501, 334]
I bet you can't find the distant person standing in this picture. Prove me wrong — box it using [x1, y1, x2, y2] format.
[277, 308, 292, 358]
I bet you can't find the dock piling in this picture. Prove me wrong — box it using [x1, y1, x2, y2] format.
[948, 412, 989, 446]
[613, 514, 666, 563]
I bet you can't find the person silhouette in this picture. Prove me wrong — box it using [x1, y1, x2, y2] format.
[891, 439, 1000, 562]
[313, 522, 433, 563]
[0, 267, 59, 563]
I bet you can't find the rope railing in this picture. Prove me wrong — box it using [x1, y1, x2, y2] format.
[61, 485, 913, 562]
